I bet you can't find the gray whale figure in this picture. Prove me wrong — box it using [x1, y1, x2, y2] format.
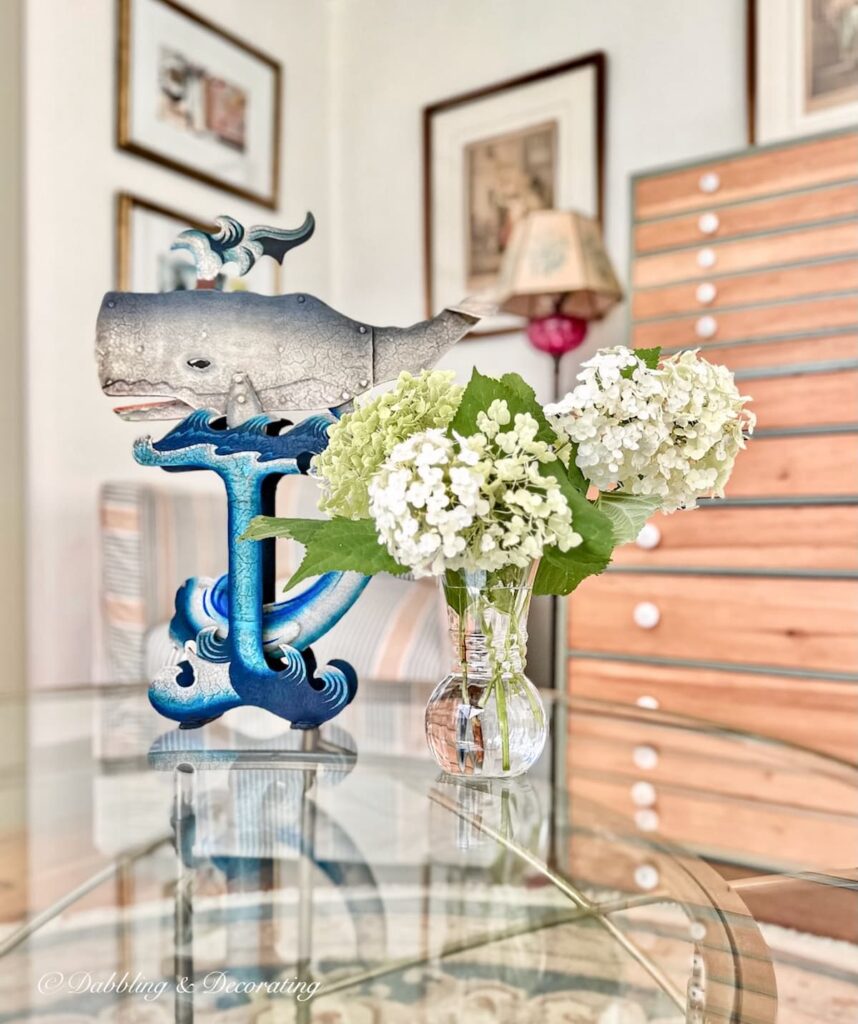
[96, 289, 485, 420]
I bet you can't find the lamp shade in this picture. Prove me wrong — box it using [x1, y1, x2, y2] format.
[495, 209, 623, 321]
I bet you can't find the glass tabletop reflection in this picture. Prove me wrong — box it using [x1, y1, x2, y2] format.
[0, 681, 854, 1024]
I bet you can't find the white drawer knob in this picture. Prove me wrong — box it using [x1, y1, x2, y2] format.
[631, 780, 657, 806]
[636, 694, 660, 710]
[698, 211, 720, 234]
[697, 247, 716, 269]
[698, 171, 721, 193]
[696, 282, 717, 305]
[635, 522, 661, 549]
[634, 808, 660, 832]
[634, 863, 660, 891]
[696, 315, 717, 339]
[633, 601, 660, 629]
[633, 744, 659, 770]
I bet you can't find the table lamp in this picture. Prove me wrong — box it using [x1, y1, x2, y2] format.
[495, 209, 624, 395]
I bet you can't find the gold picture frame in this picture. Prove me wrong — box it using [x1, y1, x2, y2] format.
[117, 0, 282, 208]
[116, 192, 281, 293]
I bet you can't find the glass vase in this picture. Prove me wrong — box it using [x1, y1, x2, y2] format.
[425, 562, 547, 778]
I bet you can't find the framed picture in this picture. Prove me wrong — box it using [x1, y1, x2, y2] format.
[749, 0, 858, 143]
[118, 0, 281, 208]
[116, 193, 280, 294]
[423, 53, 605, 337]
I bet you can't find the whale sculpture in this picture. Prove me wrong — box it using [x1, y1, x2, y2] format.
[98, 213, 484, 728]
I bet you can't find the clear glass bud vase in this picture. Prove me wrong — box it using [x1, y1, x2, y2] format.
[425, 562, 547, 778]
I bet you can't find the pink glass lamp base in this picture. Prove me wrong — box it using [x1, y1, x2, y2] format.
[526, 314, 589, 357]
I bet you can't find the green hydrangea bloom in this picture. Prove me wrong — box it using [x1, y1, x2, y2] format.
[312, 370, 463, 519]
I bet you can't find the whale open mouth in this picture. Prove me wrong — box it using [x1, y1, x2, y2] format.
[112, 399, 197, 421]
[101, 379, 201, 420]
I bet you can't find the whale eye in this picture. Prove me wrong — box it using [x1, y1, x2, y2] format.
[187, 358, 211, 370]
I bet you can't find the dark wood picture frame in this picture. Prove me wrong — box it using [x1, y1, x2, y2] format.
[117, 0, 282, 208]
[422, 52, 606, 336]
[746, 0, 759, 144]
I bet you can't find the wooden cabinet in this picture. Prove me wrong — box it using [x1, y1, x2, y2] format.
[633, 132, 858, 218]
[568, 574, 858, 673]
[632, 220, 858, 288]
[612, 506, 858, 571]
[565, 130, 858, 881]
[566, 660, 858, 762]
[633, 181, 858, 254]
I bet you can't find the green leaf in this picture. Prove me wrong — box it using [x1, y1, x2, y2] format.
[622, 346, 662, 378]
[533, 459, 614, 596]
[562, 442, 588, 493]
[450, 368, 557, 444]
[595, 492, 661, 547]
[242, 515, 409, 590]
[637, 346, 662, 369]
[241, 516, 326, 544]
[443, 568, 471, 618]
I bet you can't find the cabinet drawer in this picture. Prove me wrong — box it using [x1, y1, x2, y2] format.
[632, 294, 858, 349]
[727, 434, 858, 497]
[699, 333, 858, 372]
[634, 132, 858, 220]
[632, 258, 858, 321]
[632, 220, 858, 289]
[567, 773, 858, 873]
[566, 658, 858, 761]
[634, 180, 858, 254]
[747, 370, 858, 429]
[612, 505, 858, 571]
[566, 574, 858, 673]
[566, 714, 857, 813]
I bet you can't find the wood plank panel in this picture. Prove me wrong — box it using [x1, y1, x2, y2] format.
[565, 714, 858, 812]
[565, 658, 858, 761]
[633, 258, 858, 321]
[634, 132, 858, 219]
[612, 505, 858, 571]
[566, 574, 858, 673]
[567, 774, 858, 872]
[632, 295, 858, 348]
[694, 334, 858, 372]
[632, 221, 858, 288]
[634, 180, 858, 253]
[727, 434, 858, 497]
[748, 370, 858, 429]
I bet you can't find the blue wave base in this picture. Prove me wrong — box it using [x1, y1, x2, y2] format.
[135, 410, 369, 729]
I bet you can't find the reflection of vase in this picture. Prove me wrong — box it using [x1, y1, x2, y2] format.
[424, 562, 547, 778]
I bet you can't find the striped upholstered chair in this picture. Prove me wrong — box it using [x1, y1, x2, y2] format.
[99, 477, 447, 685]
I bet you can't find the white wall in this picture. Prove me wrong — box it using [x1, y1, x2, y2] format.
[327, 0, 748, 398]
[25, 0, 334, 687]
[1, 0, 25, 696]
[25, 0, 748, 688]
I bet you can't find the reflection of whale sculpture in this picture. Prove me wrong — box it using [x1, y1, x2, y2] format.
[97, 213, 484, 728]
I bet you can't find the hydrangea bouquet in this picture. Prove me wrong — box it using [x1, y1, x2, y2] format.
[245, 345, 754, 777]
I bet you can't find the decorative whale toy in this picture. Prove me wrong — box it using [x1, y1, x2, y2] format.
[97, 214, 485, 729]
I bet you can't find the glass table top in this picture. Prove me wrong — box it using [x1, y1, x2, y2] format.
[0, 681, 855, 1023]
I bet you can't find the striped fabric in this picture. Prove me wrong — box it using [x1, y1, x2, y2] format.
[100, 478, 447, 685]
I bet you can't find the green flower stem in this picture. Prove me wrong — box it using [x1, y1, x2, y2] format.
[495, 671, 510, 772]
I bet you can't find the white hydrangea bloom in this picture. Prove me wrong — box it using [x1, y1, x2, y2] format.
[545, 347, 755, 512]
[368, 404, 582, 577]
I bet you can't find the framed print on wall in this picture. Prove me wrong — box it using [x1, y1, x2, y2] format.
[423, 53, 605, 337]
[749, 0, 858, 143]
[116, 193, 280, 294]
[118, 0, 281, 208]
